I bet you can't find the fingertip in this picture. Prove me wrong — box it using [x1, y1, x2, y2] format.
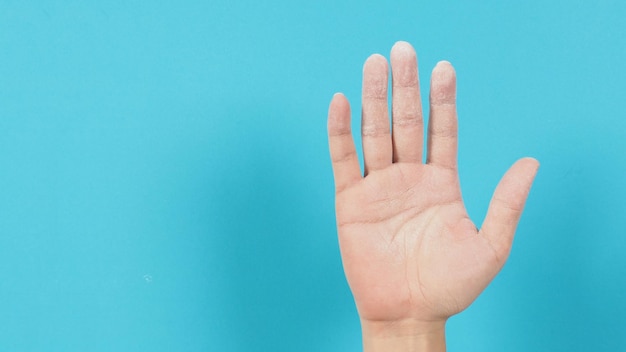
[363, 54, 389, 99]
[430, 61, 456, 105]
[393, 40, 412, 48]
[363, 53, 388, 71]
[520, 157, 540, 170]
[328, 93, 351, 133]
[329, 92, 350, 113]
[512, 157, 541, 180]
[331, 92, 347, 104]
[390, 41, 416, 59]
[368, 53, 387, 61]
[432, 60, 456, 81]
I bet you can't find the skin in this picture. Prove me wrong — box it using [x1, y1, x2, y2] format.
[327, 41, 539, 351]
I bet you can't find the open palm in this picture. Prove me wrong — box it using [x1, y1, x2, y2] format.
[328, 42, 538, 325]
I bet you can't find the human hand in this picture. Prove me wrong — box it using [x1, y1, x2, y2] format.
[327, 42, 539, 351]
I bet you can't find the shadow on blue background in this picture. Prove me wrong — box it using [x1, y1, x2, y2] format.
[1, 1, 625, 351]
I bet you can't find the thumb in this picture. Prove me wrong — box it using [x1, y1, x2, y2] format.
[479, 157, 540, 260]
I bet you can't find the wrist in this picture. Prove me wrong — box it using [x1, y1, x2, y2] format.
[360, 318, 447, 352]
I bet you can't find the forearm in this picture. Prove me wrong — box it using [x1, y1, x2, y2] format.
[361, 319, 447, 352]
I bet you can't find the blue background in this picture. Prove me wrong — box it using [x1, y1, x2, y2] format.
[1, 1, 625, 351]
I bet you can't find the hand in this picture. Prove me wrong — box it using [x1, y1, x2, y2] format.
[327, 42, 539, 350]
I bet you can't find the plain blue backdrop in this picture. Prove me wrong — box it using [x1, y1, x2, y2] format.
[1, 1, 625, 351]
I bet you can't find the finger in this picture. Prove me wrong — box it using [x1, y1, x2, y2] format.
[362, 54, 392, 175]
[328, 93, 362, 193]
[480, 158, 540, 260]
[390, 41, 423, 163]
[426, 61, 457, 170]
